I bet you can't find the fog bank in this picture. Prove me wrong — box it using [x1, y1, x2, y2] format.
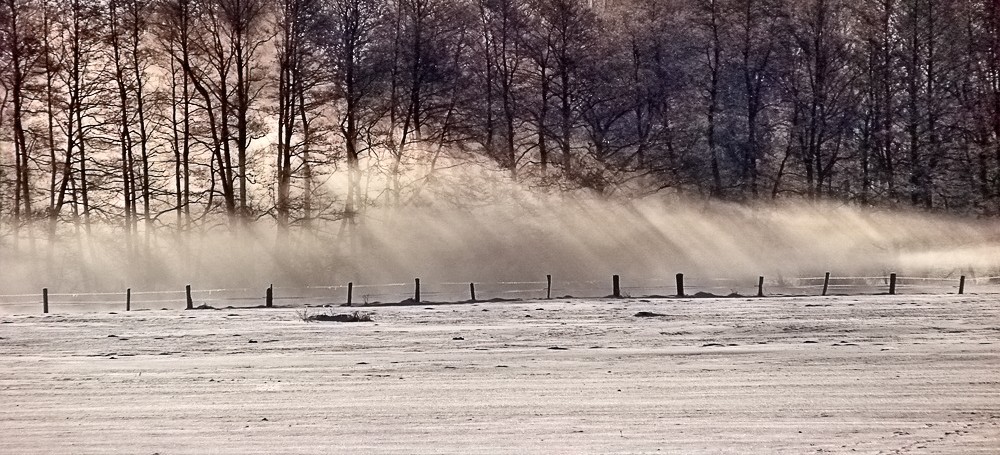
[1, 196, 996, 297]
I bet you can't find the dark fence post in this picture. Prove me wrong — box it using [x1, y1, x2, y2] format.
[757, 276, 764, 297]
[889, 273, 897, 295]
[43, 288, 49, 314]
[612, 275, 621, 298]
[347, 282, 354, 306]
[958, 275, 966, 295]
[822, 272, 831, 296]
[414, 278, 421, 303]
[470, 283, 476, 302]
[126, 288, 131, 312]
[546, 275, 552, 299]
[186, 285, 193, 310]
[675, 273, 685, 297]
[266, 284, 273, 308]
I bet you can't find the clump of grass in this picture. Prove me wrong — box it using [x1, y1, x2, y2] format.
[300, 309, 372, 323]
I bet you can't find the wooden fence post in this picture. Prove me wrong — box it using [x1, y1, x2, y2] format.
[676, 273, 685, 297]
[546, 275, 552, 299]
[126, 288, 131, 312]
[186, 285, 193, 310]
[958, 275, 966, 295]
[43, 288, 48, 314]
[347, 282, 353, 306]
[889, 273, 897, 295]
[822, 272, 831, 296]
[470, 283, 476, 302]
[266, 284, 273, 308]
[414, 278, 421, 303]
[612, 275, 621, 298]
[757, 276, 764, 297]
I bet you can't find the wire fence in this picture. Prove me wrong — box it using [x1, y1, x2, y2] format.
[0, 272, 993, 314]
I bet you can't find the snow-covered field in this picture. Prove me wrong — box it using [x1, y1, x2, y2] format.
[1, 295, 998, 454]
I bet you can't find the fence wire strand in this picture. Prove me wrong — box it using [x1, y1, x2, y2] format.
[0, 274, 987, 310]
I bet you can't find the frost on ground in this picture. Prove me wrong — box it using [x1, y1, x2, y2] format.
[0, 295, 998, 454]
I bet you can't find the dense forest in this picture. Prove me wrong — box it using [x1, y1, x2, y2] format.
[2, 0, 1000, 242]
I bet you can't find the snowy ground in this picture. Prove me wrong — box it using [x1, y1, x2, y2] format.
[1, 294, 998, 454]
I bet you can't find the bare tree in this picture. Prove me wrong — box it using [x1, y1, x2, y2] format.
[49, 0, 109, 235]
[165, 0, 270, 224]
[382, 0, 471, 202]
[0, 0, 42, 235]
[275, 0, 326, 228]
[319, 0, 387, 221]
[155, 0, 197, 229]
[786, 0, 858, 199]
[729, 0, 784, 199]
[475, 0, 526, 177]
[694, 0, 725, 196]
[539, 0, 595, 179]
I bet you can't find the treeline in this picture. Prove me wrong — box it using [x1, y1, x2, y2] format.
[2, 0, 1000, 240]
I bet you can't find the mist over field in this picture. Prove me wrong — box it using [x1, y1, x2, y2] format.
[1, 195, 997, 295]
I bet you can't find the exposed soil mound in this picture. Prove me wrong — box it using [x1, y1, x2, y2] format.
[689, 292, 745, 298]
[188, 304, 218, 310]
